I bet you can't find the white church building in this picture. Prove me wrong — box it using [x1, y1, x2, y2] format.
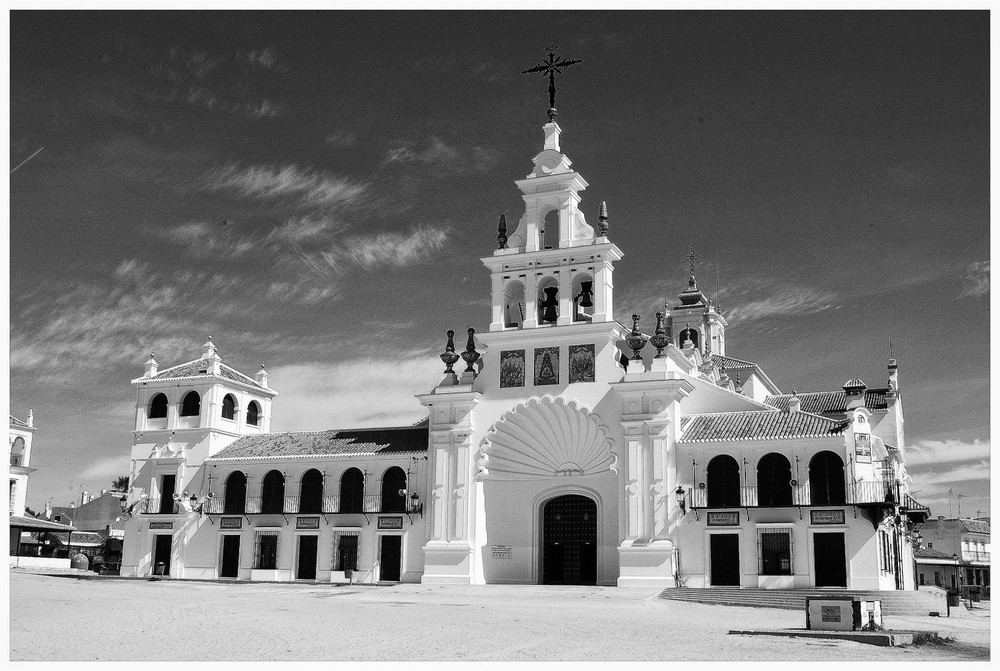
[120, 103, 929, 590]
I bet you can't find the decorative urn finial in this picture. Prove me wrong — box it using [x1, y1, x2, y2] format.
[460, 328, 480, 373]
[625, 313, 647, 361]
[496, 214, 508, 249]
[598, 201, 609, 237]
[440, 329, 460, 374]
[649, 311, 669, 358]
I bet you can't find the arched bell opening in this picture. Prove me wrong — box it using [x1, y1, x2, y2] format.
[571, 272, 595, 322]
[537, 276, 559, 325]
[541, 493, 598, 585]
[503, 280, 526, 329]
[679, 325, 700, 350]
[541, 209, 560, 250]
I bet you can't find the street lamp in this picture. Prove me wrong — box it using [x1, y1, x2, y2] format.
[675, 486, 686, 514]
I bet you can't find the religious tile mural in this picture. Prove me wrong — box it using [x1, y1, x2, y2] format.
[568, 344, 595, 383]
[534, 347, 559, 386]
[499, 349, 525, 388]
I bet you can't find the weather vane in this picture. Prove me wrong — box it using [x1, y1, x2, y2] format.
[522, 46, 582, 122]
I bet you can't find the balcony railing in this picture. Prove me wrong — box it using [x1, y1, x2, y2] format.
[139, 497, 181, 515]
[962, 550, 991, 563]
[203, 493, 413, 515]
[690, 480, 900, 509]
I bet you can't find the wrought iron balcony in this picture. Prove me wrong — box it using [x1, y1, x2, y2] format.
[138, 497, 181, 515]
[203, 493, 413, 515]
[962, 550, 991, 563]
[689, 480, 900, 509]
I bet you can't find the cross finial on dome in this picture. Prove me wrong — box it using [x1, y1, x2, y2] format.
[598, 201, 609, 237]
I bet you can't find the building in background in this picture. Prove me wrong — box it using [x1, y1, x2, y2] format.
[9, 411, 77, 568]
[915, 517, 990, 600]
[121, 92, 930, 591]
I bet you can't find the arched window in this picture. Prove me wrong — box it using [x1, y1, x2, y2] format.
[11, 437, 25, 466]
[340, 468, 364, 514]
[224, 471, 247, 514]
[246, 401, 261, 426]
[180, 391, 201, 417]
[542, 209, 559, 249]
[504, 280, 526, 328]
[148, 393, 168, 419]
[261, 470, 285, 514]
[381, 466, 407, 513]
[809, 451, 846, 505]
[706, 455, 741, 507]
[221, 394, 236, 420]
[300, 469, 324, 514]
[757, 453, 793, 507]
[679, 326, 700, 350]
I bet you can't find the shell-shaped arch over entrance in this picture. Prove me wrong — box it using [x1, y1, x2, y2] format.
[479, 397, 617, 479]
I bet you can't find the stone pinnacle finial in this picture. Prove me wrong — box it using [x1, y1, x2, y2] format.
[497, 214, 508, 249]
[625, 314, 647, 361]
[598, 201, 609, 237]
[460, 328, 480, 374]
[439, 329, 460, 375]
[649, 312, 669, 358]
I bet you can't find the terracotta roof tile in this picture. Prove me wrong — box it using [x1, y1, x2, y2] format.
[678, 410, 847, 443]
[208, 421, 429, 460]
[133, 358, 271, 392]
[764, 389, 889, 414]
[961, 519, 991, 534]
[9, 514, 76, 531]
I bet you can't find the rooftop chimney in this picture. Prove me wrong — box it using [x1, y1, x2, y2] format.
[144, 352, 158, 378]
[788, 391, 801, 413]
[843, 378, 867, 410]
[80, 491, 89, 506]
[255, 363, 269, 389]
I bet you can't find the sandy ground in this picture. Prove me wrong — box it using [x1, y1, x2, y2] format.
[8, 569, 991, 661]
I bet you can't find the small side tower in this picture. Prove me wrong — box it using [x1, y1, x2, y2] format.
[665, 246, 727, 357]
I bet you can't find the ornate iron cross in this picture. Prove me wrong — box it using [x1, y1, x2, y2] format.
[522, 46, 582, 121]
[683, 245, 702, 277]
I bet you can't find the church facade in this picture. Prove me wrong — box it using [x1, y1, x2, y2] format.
[120, 109, 928, 590]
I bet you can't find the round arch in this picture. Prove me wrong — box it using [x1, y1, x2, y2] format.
[530, 484, 605, 586]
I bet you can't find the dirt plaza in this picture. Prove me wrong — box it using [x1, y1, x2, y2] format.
[8, 570, 991, 661]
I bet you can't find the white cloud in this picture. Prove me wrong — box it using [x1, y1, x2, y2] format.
[333, 226, 449, 270]
[905, 438, 990, 467]
[79, 455, 131, 481]
[724, 286, 838, 324]
[268, 356, 443, 432]
[203, 163, 368, 209]
[958, 260, 989, 298]
[908, 460, 992, 485]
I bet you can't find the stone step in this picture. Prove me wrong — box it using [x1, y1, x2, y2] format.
[658, 588, 945, 616]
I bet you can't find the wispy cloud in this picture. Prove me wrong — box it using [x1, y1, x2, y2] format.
[202, 163, 369, 209]
[332, 226, 449, 270]
[723, 284, 838, 324]
[958, 260, 989, 298]
[268, 356, 441, 431]
[382, 137, 499, 173]
[79, 456, 131, 481]
[325, 130, 358, 148]
[905, 438, 990, 467]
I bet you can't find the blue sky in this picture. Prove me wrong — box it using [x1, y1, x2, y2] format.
[7, 10, 990, 519]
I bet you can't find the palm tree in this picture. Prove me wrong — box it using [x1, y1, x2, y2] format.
[111, 475, 130, 492]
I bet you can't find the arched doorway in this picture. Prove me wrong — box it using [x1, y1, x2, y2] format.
[542, 494, 597, 585]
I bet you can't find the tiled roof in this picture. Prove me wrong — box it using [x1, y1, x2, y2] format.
[678, 410, 847, 443]
[914, 547, 959, 561]
[208, 421, 429, 460]
[961, 519, 991, 534]
[10, 414, 30, 429]
[764, 389, 889, 414]
[136, 358, 270, 391]
[9, 514, 76, 531]
[69, 532, 105, 545]
[710, 354, 760, 371]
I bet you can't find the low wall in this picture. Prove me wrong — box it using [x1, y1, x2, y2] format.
[10, 555, 72, 570]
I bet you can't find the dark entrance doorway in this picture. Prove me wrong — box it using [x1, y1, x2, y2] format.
[709, 534, 741, 586]
[813, 532, 847, 587]
[220, 535, 240, 578]
[379, 535, 402, 582]
[152, 534, 172, 576]
[542, 494, 597, 585]
[297, 535, 318, 580]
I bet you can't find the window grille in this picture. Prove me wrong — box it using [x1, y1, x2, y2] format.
[254, 531, 279, 569]
[332, 531, 360, 571]
[758, 529, 792, 575]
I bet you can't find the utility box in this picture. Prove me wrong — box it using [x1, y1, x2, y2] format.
[806, 596, 882, 631]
